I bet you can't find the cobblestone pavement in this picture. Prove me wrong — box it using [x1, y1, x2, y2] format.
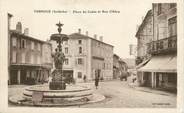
[8, 80, 176, 108]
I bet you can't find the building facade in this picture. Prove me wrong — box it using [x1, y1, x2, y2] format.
[113, 54, 128, 79]
[135, 10, 153, 86]
[113, 54, 120, 79]
[135, 10, 153, 65]
[50, 29, 113, 82]
[9, 22, 52, 85]
[137, 3, 177, 92]
[119, 59, 128, 73]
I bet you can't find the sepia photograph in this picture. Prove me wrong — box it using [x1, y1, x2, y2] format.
[0, 0, 184, 113]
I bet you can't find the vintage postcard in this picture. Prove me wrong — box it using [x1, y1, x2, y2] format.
[0, 0, 184, 113]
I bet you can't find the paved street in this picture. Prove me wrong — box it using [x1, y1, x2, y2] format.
[79, 80, 176, 108]
[8, 79, 176, 108]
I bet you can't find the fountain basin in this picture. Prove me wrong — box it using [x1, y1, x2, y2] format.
[23, 84, 93, 101]
[9, 84, 105, 107]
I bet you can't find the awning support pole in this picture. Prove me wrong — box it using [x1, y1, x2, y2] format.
[151, 72, 154, 88]
[142, 72, 144, 84]
[17, 70, 21, 84]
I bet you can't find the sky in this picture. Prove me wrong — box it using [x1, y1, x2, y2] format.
[1, 0, 152, 59]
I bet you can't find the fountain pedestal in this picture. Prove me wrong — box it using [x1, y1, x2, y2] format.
[49, 81, 66, 90]
[49, 69, 66, 90]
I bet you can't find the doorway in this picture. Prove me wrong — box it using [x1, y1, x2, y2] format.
[10, 70, 18, 84]
[20, 70, 26, 84]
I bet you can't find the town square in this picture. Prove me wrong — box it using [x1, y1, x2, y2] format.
[0, 0, 179, 110]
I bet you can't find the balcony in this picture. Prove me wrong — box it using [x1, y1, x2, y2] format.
[147, 35, 177, 55]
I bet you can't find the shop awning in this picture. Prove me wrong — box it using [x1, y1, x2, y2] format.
[138, 55, 177, 73]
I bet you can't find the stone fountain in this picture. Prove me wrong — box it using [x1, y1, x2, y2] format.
[49, 21, 68, 90]
[8, 22, 105, 107]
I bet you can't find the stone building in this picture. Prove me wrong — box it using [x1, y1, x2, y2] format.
[50, 29, 114, 82]
[135, 10, 153, 64]
[9, 22, 52, 85]
[113, 54, 128, 79]
[137, 3, 177, 92]
[113, 54, 120, 79]
[135, 10, 153, 86]
[119, 58, 128, 73]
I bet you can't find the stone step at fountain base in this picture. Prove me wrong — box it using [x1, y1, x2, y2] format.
[9, 84, 105, 107]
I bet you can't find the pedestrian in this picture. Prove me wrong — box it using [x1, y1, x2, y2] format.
[131, 73, 137, 83]
[95, 72, 99, 89]
[95, 77, 99, 89]
[83, 75, 87, 82]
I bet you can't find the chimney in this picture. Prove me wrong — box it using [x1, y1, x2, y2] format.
[8, 13, 13, 31]
[16, 22, 22, 33]
[24, 28, 29, 35]
[94, 34, 97, 39]
[99, 36, 103, 41]
[78, 28, 81, 34]
[85, 31, 88, 36]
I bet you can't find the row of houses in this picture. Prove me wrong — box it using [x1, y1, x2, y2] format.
[8, 21, 52, 85]
[135, 3, 177, 92]
[113, 54, 128, 79]
[8, 15, 128, 84]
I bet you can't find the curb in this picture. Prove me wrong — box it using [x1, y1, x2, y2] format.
[128, 84, 176, 97]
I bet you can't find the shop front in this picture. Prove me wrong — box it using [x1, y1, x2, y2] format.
[138, 54, 177, 91]
[9, 64, 51, 85]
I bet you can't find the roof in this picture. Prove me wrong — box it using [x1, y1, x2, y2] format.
[135, 10, 152, 37]
[10, 30, 46, 43]
[69, 33, 114, 47]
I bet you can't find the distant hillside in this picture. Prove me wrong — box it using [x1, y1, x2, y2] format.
[122, 58, 136, 69]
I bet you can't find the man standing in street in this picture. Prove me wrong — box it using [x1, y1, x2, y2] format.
[83, 75, 87, 82]
[95, 70, 100, 89]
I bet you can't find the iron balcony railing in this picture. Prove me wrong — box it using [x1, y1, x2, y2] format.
[147, 35, 177, 55]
